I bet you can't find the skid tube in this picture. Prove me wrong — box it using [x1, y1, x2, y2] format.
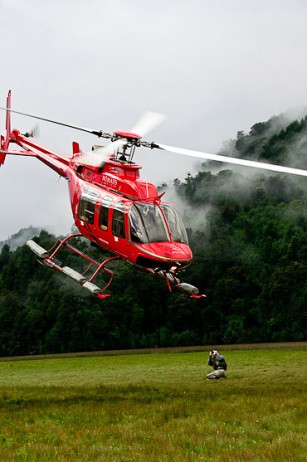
[146, 267, 206, 299]
[27, 234, 119, 299]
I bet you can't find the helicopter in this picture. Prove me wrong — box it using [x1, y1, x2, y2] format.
[1, 90, 307, 300]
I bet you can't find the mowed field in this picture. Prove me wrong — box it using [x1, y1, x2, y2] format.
[0, 344, 306, 461]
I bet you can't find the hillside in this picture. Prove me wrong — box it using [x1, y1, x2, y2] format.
[0, 226, 42, 252]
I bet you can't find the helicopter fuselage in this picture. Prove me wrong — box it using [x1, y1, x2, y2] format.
[70, 154, 193, 271]
[3, 128, 193, 272]
[0, 94, 205, 298]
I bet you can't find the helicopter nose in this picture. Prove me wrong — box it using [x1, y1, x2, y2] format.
[143, 242, 192, 263]
[164, 242, 191, 259]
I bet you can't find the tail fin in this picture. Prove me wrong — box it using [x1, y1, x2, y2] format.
[0, 90, 11, 165]
[0, 135, 5, 165]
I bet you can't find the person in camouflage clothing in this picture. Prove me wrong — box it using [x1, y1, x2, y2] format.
[206, 349, 227, 379]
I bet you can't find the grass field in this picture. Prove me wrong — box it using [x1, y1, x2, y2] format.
[0, 344, 306, 461]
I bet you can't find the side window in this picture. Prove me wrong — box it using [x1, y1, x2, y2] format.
[112, 202, 126, 238]
[78, 196, 95, 224]
[99, 195, 112, 230]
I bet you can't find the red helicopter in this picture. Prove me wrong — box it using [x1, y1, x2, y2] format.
[1, 91, 307, 300]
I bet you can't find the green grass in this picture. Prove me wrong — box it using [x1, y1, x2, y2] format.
[0, 346, 306, 461]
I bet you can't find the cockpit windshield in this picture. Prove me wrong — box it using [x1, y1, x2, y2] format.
[129, 203, 169, 243]
[129, 202, 188, 245]
[161, 204, 189, 244]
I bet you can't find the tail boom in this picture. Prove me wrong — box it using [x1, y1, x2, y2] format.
[1, 90, 71, 177]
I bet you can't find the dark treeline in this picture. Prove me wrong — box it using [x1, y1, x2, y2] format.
[0, 113, 306, 355]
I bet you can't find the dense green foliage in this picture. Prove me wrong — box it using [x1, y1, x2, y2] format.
[0, 113, 306, 355]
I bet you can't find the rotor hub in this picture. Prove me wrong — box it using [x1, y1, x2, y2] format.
[113, 130, 141, 141]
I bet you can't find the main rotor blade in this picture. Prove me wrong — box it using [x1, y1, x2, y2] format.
[158, 144, 307, 177]
[76, 139, 126, 167]
[0, 106, 112, 139]
[74, 152, 110, 167]
[130, 111, 166, 137]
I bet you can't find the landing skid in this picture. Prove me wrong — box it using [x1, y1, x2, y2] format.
[146, 268, 206, 299]
[27, 234, 206, 300]
[27, 234, 118, 299]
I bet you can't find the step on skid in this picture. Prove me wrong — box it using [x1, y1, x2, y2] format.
[146, 268, 206, 299]
[26, 234, 118, 299]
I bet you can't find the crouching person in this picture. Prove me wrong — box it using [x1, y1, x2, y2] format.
[206, 349, 227, 379]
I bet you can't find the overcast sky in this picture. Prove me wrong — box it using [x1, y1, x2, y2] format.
[1, 0, 307, 240]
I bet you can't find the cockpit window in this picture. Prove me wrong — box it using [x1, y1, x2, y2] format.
[161, 204, 189, 244]
[129, 203, 169, 243]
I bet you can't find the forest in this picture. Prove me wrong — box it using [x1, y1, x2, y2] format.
[0, 113, 306, 356]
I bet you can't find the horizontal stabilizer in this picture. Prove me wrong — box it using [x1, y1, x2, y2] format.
[62, 266, 86, 284]
[26, 240, 49, 259]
